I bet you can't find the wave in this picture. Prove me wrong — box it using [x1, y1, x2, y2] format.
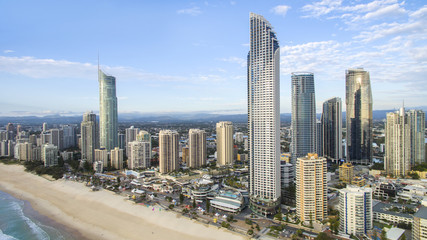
[0, 229, 18, 240]
[8, 201, 50, 240]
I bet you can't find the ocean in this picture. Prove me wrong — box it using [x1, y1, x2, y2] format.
[0, 190, 75, 240]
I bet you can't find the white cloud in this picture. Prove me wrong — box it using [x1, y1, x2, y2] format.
[177, 7, 202, 16]
[219, 56, 246, 67]
[272, 5, 291, 17]
[3, 50, 14, 54]
[302, 0, 342, 18]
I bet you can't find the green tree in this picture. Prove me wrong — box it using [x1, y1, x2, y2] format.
[274, 211, 283, 221]
[309, 212, 313, 228]
[247, 229, 254, 235]
[315, 232, 332, 240]
[296, 229, 303, 237]
[192, 198, 196, 209]
[179, 193, 184, 204]
[206, 199, 210, 213]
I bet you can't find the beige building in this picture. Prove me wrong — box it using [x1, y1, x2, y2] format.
[182, 146, 189, 163]
[128, 141, 151, 170]
[413, 206, 427, 240]
[339, 162, 354, 183]
[110, 147, 123, 170]
[95, 148, 109, 168]
[296, 153, 327, 222]
[189, 129, 206, 168]
[159, 130, 179, 173]
[216, 121, 233, 166]
[385, 108, 411, 177]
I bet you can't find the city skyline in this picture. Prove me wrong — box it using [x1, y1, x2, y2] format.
[1, 1, 426, 116]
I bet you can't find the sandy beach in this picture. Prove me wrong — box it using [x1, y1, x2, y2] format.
[0, 164, 245, 240]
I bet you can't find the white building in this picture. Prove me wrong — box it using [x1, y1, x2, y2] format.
[42, 143, 58, 167]
[248, 12, 281, 216]
[339, 186, 373, 235]
[125, 126, 140, 157]
[234, 132, 244, 143]
[128, 141, 151, 169]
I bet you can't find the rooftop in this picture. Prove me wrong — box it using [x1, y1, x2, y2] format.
[414, 206, 427, 219]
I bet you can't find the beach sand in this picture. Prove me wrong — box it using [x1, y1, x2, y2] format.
[0, 164, 245, 240]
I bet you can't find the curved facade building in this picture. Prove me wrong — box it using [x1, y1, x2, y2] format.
[99, 69, 118, 151]
[248, 13, 280, 215]
[291, 73, 316, 165]
[345, 68, 373, 165]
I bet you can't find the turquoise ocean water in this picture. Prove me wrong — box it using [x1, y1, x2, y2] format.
[0, 190, 75, 240]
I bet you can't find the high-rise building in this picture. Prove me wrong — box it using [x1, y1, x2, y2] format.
[216, 121, 234, 166]
[61, 125, 76, 149]
[188, 129, 207, 168]
[316, 120, 323, 156]
[182, 147, 189, 163]
[81, 112, 98, 164]
[346, 68, 373, 165]
[408, 110, 425, 166]
[129, 141, 151, 170]
[42, 143, 58, 167]
[110, 147, 123, 170]
[42, 122, 48, 132]
[413, 206, 427, 240]
[296, 153, 327, 222]
[385, 107, 411, 177]
[99, 69, 118, 151]
[248, 13, 281, 216]
[234, 132, 244, 143]
[50, 128, 63, 150]
[339, 186, 373, 235]
[118, 133, 125, 150]
[136, 130, 150, 142]
[159, 130, 179, 173]
[339, 162, 354, 183]
[95, 148, 109, 168]
[291, 73, 316, 165]
[125, 126, 140, 157]
[322, 97, 342, 162]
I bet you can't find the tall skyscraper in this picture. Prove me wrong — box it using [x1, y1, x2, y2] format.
[216, 121, 234, 166]
[346, 68, 373, 165]
[159, 130, 179, 173]
[322, 97, 342, 162]
[99, 69, 118, 151]
[316, 120, 323, 156]
[339, 186, 373, 236]
[61, 125, 76, 149]
[81, 111, 98, 164]
[296, 153, 327, 222]
[385, 108, 425, 176]
[128, 130, 151, 170]
[188, 129, 206, 168]
[291, 73, 316, 165]
[50, 128, 63, 150]
[248, 13, 281, 215]
[42, 143, 58, 167]
[408, 110, 425, 166]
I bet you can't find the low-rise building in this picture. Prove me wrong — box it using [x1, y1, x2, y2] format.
[373, 201, 414, 225]
[210, 190, 244, 213]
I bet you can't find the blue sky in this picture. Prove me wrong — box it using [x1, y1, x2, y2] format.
[0, 0, 426, 116]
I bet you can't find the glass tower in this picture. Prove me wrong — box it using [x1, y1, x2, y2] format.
[99, 69, 118, 151]
[248, 13, 280, 216]
[291, 73, 316, 165]
[322, 97, 342, 163]
[345, 68, 373, 165]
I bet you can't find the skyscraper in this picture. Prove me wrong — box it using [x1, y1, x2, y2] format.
[188, 129, 206, 168]
[408, 110, 425, 166]
[322, 97, 342, 163]
[125, 126, 140, 157]
[110, 147, 123, 170]
[81, 111, 98, 164]
[99, 69, 118, 151]
[128, 130, 151, 170]
[339, 186, 373, 235]
[346, 68, 373, 165]
[296, 153, 327, 222]
[291, 73, 316, 165]
[216, 121, 234, 166]
[248, 13, 280, 215]
[159, 130, 179, 173]
[42, 143, 58, 167]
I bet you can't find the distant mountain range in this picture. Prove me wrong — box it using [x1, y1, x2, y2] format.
[1, 107, 426, 125]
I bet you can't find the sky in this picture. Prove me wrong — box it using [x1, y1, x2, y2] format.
[0, 0, 426, 116]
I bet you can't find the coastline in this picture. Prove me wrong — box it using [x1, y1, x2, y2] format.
[0, 163, 245, 240]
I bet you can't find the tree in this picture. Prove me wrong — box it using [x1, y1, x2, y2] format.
[309, 212, 313, 228]
[192, 198, 196, 209]
[380, 228, 388, 240]
[245, 218, 252, 225]
[274, 212, 283, 221]
[247, 229, 254, 235]
[296, 229, 303, 237]
[315, 232, 332, 240]
[206, 199, 210, 213]
[179, 193, 184, 204]
[227, 215, 234, 222]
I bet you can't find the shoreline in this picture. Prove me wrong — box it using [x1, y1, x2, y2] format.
[0, 163, 245, 240]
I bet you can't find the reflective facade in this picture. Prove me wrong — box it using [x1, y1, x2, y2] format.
[291, 73, 316, 165]
[248, 13, 280, 215]
[408, 110, 425, 166]
[99, 69, 118, 151]
[322, 97, 342, 162]
[81, 111, 99, 164]
[345, 68, 373, 165]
